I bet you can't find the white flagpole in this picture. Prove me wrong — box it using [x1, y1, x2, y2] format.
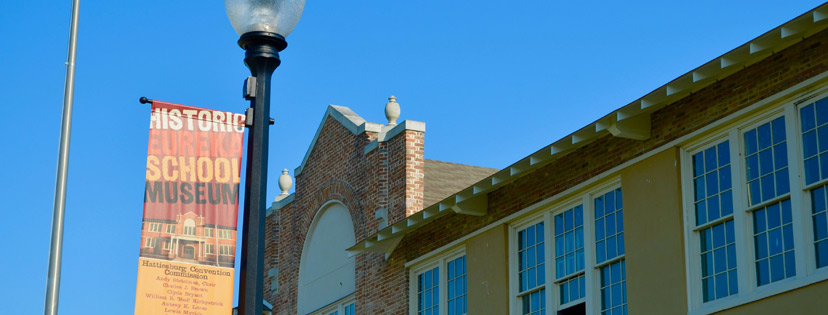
[44, 0, 80, 314]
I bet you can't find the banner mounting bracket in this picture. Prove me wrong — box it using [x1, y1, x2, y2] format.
[245, 108, 254, 127]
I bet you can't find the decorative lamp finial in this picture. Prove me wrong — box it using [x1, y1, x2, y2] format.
[278, 169, 292, 197]
[385, 95, 400, 126]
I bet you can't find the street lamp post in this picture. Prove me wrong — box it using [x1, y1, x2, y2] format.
[224, 1, 304, 314]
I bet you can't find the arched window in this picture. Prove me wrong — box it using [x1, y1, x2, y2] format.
[183, 219, 196, 236]
[297, 202, 356, 314]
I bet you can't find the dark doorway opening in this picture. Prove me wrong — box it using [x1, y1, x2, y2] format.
[184, 246, 195, 259]
[557, 302, 585, 315]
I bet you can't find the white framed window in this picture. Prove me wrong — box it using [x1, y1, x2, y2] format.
[219, 245, 233, 256]
[508, 183, 622, 315]
[688, 139, 739, 303]
[593, 188, 627, 315]
[554, 205, 585, 308]
[743, 116, 796, 286]
[205, 243, 214, 254]
[219, 229, 233, 239]
[515, 219, 546, 315]
[446, 255, 468, 315]
[797, 99, 828, 269]
[144, 237, 157, 248]
[147, 223, 161, 232]
[682, 91, 828, 314]
[165, 224, 175, 234]
[162, 240, 170, 250]
[204, 227, 214, 238]
[183, 219, 196, 236]
[408, 247, 467, 315]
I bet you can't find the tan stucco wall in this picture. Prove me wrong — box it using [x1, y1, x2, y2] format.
[716, 280, 828, 314]
[466, 224, 509, 315]
[620, 148, 688, 314]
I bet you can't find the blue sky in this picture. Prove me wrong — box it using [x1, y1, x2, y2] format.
[1, 1, 825, 313]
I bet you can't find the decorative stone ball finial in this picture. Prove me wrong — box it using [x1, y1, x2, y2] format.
[385, 95, 400, 126]
[278, 169, 292, 196]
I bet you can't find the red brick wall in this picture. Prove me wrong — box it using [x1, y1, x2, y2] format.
[263, 201, 282, 302]
[265, 116, 424, 314]
[387, 130, 425, 224]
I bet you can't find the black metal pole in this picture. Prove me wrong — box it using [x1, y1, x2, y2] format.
[237, 31, 285, 315]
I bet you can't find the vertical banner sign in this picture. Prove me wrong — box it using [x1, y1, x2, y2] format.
[135, 100, 245, 315]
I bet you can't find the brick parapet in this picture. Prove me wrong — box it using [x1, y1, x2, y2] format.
[263, 202, 282, 305]
[266, 114, 423, 314]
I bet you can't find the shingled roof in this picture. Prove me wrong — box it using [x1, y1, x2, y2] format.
[424, 159, 499, 208]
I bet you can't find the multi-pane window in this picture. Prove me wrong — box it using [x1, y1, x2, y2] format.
[801, 99, 828, 270]
[799, 99, 828, 185]
[147, 223, 162, 232]
[693, 142, 734, 226]
[417, 267, 439, 315]
[166, 224, 175, 234]
[163, 240, 171, 250]
[344, 303, 355, 315]
[811, 186, 828, 268]
[700, 221, 737, 301]
[205, 243, 214, 254]
[183, 219, 196, 236]
[509, 186, 624, 314]
[411, 253, 468, 315]
[752, 200, 796, 285]
[595, 188, 626, 315]
[219, 245, 233, 256]
[518, 222, 546, 315]
[691, 141, 738, 302]
[554, 206, 584, 305]
[446, 256, 467, 315]
[683, 94, 828, 311]
[219, 230, 233, 239]
[145, 237, 157, 248]
[744, 118, 796, 286]
[743, 117, 790, 206]
[595, 189, 624, 265]
[599, 260, 626, 315]
[204, 227, 214, 238]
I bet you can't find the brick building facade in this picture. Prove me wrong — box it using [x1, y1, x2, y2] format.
[265, 4, 828, 314]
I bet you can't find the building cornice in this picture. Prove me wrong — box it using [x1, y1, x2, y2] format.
[348, 3, 828, 257]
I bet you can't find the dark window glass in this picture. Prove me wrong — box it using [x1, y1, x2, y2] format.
[699, 220, 738, 302]
[753, 199, 796, 286]
[745, 118, 788, 206]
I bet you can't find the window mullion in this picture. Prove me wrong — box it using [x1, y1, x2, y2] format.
[441, 257, 447, 315]
[681, 147, 702, 310]
[785, 105, 811, 278]
[730, 128, 755, 295]
[582, 193, 596, 315]
[543, 211, 553, 312]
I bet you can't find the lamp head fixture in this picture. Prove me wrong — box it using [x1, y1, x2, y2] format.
[225, 0, 305, 37]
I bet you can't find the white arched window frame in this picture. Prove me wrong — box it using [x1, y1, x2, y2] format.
[183, 219, 196, 236]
